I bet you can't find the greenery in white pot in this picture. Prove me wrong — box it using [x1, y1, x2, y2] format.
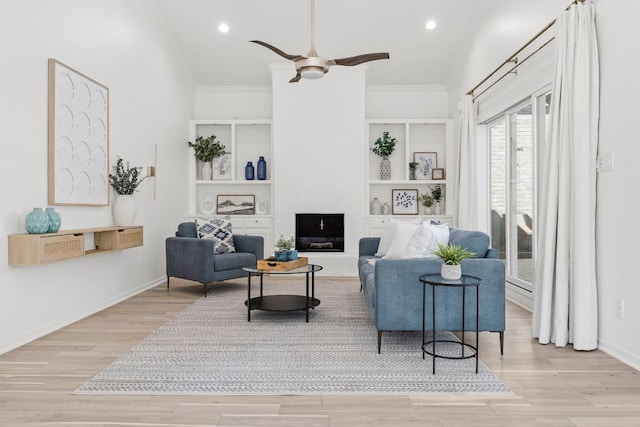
[109, 157, 146, 195]
[188, 135, 227, 162]
[371, 131, 397, 158]
[431, 243, 475, 280]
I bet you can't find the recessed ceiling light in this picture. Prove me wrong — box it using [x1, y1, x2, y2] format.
[218, 23, 229, 33]
[425, 20, 437, 30]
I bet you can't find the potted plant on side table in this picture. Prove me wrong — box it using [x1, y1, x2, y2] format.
[109, 157, 146, 226]
[431, 243, 475, 280]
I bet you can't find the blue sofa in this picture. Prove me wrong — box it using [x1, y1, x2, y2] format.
[358, 227, 505, 353]
[166, 222, 264, 296]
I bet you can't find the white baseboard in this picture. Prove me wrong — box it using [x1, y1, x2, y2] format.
[597, 339, 640, 372]
[505, 282, 533, 311]
[0, 277, 165, 355]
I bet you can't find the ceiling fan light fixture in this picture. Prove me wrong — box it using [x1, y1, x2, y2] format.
[300, 67, 325, 79]
[425, 20, 437, 30]
[218, 23, 229, 33]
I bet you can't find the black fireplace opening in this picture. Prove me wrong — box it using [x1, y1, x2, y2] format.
[295, 213, 344, 252]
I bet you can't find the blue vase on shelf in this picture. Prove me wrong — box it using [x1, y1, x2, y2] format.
[45, 207, 61, 233]
[25, 208, 50, 234]
[257, 156, 267, 180]
[245, 161, 255, 180]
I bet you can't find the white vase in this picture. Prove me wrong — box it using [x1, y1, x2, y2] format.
[441, 264, 461, 280]
[370, 198, 382, 215]
[113, 195, 136, 226]
[434, 201, 442, 215]
[201, 161, 212, 180]
[380, 156, 391, 180]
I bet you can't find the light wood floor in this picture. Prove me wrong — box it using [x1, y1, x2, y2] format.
[1, 277, 640, 427]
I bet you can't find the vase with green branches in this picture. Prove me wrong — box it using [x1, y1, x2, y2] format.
[188, 135, 227, 180]
[420, 193, 434, 215]
[371, 131, 397, 180]
[430, 185, 443, 214]
[109, 156, 146, 225]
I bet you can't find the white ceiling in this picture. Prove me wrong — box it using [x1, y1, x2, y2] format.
[153, 0, 485, 87]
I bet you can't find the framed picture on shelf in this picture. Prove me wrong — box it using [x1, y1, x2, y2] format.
[413, 152, 438, 180]
[216, 194, 255, 215]
[392, 189, 418, 215]
[212, 154, 232, 180]
[432, 168, 445, 180]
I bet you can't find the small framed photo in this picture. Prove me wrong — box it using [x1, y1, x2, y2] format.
[414, 152, 438, 180]
[216, 194, 255, 215]
[392, 189, 418, 215]
[432, 168, 445, 180]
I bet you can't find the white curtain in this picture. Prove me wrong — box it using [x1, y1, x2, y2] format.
[531, 0, 599, 350]
[456, 94, 477, 230]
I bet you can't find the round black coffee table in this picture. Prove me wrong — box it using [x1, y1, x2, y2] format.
[419, 274, 481, 374]
[243, 264, 322, 322]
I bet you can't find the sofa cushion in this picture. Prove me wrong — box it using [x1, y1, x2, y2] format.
[195, 216, 236, 254]
[405, 222, 450, 258]
[176, 222, 198, 238]
[214, 252, 255, 271]
[448, 227, 490, 258]
[383, 222, 420, 259]
[375, 218, 422, 257]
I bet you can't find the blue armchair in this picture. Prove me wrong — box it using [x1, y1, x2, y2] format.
[166, 222, 264, 296]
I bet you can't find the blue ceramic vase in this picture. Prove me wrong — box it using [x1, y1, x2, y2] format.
[45, 207, 61, 233]
[25, 208, 50, 234]
[257, 156, 267, 180]
[245, 161, 254, 180]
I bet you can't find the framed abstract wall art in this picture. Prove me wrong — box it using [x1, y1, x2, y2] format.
[48, 59, 109, 205]
[413, 152, 437, 180]
[392, 189, 418, 215]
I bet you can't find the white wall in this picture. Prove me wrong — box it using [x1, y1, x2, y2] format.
[0, 0, 194, 353]
[447, 0, 640, 370]
[592, 0, 640, 370]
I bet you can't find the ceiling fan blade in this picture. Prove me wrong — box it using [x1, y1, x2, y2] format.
[249, 40, 305, 61]
[330, 52, 390, 67]
[289, 73, 302, 83]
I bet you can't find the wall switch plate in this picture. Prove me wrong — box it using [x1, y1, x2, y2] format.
[597, 152, 614, 172]
[615, 298, 625, 318]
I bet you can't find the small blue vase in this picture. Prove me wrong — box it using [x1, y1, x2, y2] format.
[45, 207, 61, 233]
[257, 156, 267, 180]
[245, 161, 254, 180]
[25, 208, 50, 234]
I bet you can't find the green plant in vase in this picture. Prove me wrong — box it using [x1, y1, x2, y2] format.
[188, 135, 227, 180]
[420, 193, 434, 215]
[371, 131, 397, 180]
[409, 161, 418, 180]
[430, 184, 443, 214]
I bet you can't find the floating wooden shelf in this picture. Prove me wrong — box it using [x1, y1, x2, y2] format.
[8, 226, 143, 266]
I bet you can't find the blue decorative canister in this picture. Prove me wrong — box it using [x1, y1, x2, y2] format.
[245, 161, 255, 180]
[45, 207, 61, 233]
[257, 156, 267, 180]
[25, 208, 50, 234]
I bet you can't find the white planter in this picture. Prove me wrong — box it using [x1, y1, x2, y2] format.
[201, 161, 212, 180]
[113, 195, 136, 226]
[441, 263, 461, 280]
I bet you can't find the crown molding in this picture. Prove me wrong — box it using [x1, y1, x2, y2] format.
[196, 86, 272, 93]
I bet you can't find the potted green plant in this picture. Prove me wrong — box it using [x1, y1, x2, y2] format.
[274, 234, 297, 261]
[188, 135, 227, 180]
[430, 185, 443, 214]
[420, 193, 434, 215]
[371, 131, 397, 180]
[109, 157, 146, 226]
[431, 243, 475, 280]
[409, 161, 418, 180]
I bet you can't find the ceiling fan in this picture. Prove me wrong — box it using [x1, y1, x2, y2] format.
[250, 0, 390, 83]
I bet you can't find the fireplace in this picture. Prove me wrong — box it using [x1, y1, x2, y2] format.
[295, 213, 344, 252]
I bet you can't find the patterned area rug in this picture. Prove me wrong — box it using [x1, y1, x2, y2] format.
[75, 279, 511, 395]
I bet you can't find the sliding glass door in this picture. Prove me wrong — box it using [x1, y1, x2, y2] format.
[489, 91, 550, 292]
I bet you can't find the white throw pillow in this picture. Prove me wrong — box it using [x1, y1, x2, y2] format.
[404, 222, 450, 258]
[383, 222, 420, 259]
[375, 218, 421, 257]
